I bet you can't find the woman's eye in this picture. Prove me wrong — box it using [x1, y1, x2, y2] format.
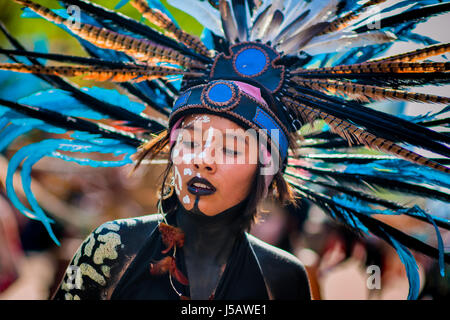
[182, 141, 198, 149]
[223, 148, 241, 156]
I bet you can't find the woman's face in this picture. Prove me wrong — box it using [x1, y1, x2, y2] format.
[171, 114, 259, 216]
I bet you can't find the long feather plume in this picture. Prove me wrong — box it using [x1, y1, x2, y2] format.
[291, 77, 450, 104]
[319, 0, 388, 35]
[282, 96, 450, 174]
[367, 43, 450, 63]
[219, 0, 239, 44]
[292, 61, 450, 75]
[130, 0, 212, 58]
[13, 0, 205, 69]
[0, 63, 203, 82]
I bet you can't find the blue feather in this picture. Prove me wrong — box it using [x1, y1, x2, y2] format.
[383, 231, 421, 300]
[5, 138, 136, 245]
[333, 193, 447, 279]
[201, 28, 215, 50]
[344, 160, 450, 190]
[0, 124, 33, 152]
[0, 71, 49, 100]
[18, 86, 147, 118]
[114, 0, 130, 9]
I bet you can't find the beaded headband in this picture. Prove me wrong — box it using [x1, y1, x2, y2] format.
[170, 79, 289, 164]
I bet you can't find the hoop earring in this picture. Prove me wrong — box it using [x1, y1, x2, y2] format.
[161, 175, 175, 200]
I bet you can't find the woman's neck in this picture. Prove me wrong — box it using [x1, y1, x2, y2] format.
[175, 197, 247, 299]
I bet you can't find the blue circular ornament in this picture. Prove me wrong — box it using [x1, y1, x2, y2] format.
[234, 47, 267, 76]
[208, 82, 233, 104]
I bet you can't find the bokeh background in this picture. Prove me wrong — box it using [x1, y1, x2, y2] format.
[0, 0, 449, 300]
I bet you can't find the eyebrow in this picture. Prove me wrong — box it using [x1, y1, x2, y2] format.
[182, 123, 197, 131]
[181, 125, 249, 145]
[225, 133, 248, 146]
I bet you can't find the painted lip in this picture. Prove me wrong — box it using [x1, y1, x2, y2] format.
[187, 176, 216, 196]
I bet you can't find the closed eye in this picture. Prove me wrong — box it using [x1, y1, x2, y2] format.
[223, 148, 241, 156]
[183, 140, 199, 149]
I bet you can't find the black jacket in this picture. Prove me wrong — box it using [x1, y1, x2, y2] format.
[53, 213, 311, 300]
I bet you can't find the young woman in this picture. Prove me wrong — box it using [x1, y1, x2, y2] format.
[52, 79, 312, 300]
[1, 0, 448, 300]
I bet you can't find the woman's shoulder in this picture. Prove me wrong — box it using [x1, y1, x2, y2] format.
[53, 213, 163, 300]
[246, 233, 305, 270]
[98, 213, 163, 235]
[246, 233, 311, 300]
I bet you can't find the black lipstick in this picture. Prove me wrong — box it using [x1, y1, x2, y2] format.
[187, 176, 216, 196]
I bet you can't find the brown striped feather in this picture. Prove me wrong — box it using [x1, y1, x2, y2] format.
[13, 0, 205, 69]
[319, 0, 388, 35]
[292, 61, 450, 75]
[0, 63, 203, 82]
[130, 0, 213, 58]
[366, 43, 450, 63]
[282, 96, 450, 174]
[292, 77, 450, 104]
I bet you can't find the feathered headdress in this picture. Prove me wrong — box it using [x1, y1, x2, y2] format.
[0, 0, 449, 300]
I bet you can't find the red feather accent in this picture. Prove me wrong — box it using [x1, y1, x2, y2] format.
[110, 120, 147, 133]
[149, 256, 189, 286]
[172, 265, 189, 286]
[159, 222, 185, 254]
[149, 256, 173, 275]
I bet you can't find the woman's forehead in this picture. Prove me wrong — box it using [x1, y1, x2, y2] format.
[178, 114, 258, 145]
[181, 114, 243, 131]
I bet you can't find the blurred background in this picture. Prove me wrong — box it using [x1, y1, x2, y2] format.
[0, 0, 449, 300]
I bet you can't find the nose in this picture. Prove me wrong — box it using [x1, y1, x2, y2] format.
[194, 161, 216, 174]
[193, 148, 217, 174]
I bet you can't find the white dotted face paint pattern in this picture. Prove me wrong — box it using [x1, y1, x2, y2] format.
[184, 168, 192, 176]
[173, 165, 183, 195]
[183, 195, 191, 204]
[182, 115, 210, 128]
[182, 152, 196, 163]
[203, 127, 214, 148]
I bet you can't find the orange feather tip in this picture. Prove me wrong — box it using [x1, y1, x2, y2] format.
[149, 255, 189, 285]
[159, 222, 185, 253]
[149, 256, 174, 275]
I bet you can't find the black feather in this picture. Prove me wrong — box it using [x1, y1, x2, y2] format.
[0, 25, 165, 132]
[288, 163, 450, 202]
[58, 0, 211, 64]
[0, 48, 148, 69]
[231, 0, 249, 41]
[288, 84, 450, 153]
[291, 72, 450, 89]
[0, 98, 143, 147]
[285, 171, 450, 230]
[288, 180, 449, 262]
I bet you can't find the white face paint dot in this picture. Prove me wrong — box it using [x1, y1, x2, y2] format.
[182, 153, 196, 163]
[184, 168, 192, 176]
[196, 173, 201, 178]
[172, 147, 181, 158]
[173, 166, 183, 195]
[182, 195, 191, 204]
